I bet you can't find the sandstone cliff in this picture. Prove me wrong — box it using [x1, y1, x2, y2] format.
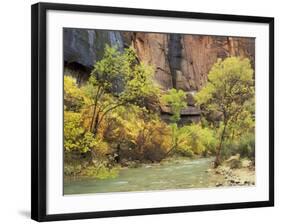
[128, 32, 255, 91]
[64, 28, 255, 92]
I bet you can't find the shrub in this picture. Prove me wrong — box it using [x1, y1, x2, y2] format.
[64, 163, 83, 176]
[64, 76, 85, 111]
[173, 124, 217, 156]
[81, 164, 120, 179]
[64, 161, 120, 179]
[102, 105, 172, 163]
[176, 147, 194, 157]
[126, 118, 172, 162]
[221, 133, 255, 160]
[64, 111, 96, 153]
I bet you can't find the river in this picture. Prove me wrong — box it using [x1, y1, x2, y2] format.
[64, 157, 226, 195]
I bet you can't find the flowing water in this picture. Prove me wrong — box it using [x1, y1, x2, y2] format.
[64, 157, 226, 195]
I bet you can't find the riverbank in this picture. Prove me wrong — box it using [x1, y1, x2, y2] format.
[207, 158, 255, 187]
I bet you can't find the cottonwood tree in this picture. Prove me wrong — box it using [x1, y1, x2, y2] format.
[83, 45, 159, 137]
[195, 57, 254, 167]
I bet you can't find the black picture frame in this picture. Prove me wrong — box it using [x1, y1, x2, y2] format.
[31, 2, 274, 222]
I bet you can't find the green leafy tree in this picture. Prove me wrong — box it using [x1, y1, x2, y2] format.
[162, 88, 187, 154]
[84, 45, 159, 136]
[162, 88, 187, 123]
[195, 57, 254, 167]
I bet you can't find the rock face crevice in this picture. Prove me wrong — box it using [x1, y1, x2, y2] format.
[168, 34, 183, 88]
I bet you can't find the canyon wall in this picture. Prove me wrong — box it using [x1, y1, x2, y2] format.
[129, 32, 255, 91]
[64, 28, 255, 91]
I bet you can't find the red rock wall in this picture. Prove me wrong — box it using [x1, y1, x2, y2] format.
[64, 29, 255, 92]
[126, 32, 255, 91]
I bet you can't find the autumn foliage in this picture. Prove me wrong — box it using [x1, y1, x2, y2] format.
[64, 46, 255, 178]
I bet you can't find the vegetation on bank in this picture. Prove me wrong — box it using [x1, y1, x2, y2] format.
[64, 45, 255, 179]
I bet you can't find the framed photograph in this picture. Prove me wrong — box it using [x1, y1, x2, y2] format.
[31, 2, 274, 222]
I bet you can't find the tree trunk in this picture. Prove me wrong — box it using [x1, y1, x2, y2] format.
[92, 113, 100, 137]
[90, 86, 101, 132]
[165, 146, 175, 156]
[214, 122, 227, 168]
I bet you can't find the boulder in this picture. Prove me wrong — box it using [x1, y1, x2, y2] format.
[225, 154, 242, 169]
[241, 159, 252, 168]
